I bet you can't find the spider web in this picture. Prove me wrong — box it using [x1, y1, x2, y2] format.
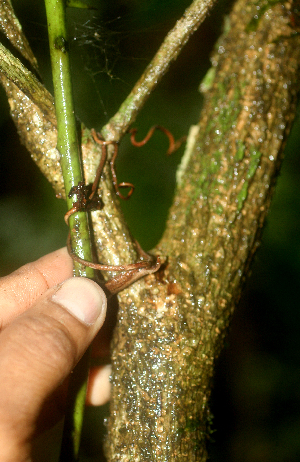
[73, 17, 123, 81]
[69, 6, 178, 122]
[70, 12, 160, 120]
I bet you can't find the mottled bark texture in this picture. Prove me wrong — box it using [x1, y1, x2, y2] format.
[0, 0, 300, 460]
[107, 0, 300, 460]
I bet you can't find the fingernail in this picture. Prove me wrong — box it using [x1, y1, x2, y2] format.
[51, 277, 106, 325]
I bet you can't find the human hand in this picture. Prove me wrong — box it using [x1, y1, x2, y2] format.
[0, 248, 110, 461]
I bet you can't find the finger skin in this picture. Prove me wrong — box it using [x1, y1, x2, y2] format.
[0, 277, 106, 462]
[0, 249, 111, 411]
[86, 364, 111, 406]
[0, 247, 73, 328]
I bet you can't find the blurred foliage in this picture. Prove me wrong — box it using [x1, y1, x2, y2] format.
[0, 0, 300, 461]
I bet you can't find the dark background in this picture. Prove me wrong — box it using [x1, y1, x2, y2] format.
[1, 1, 300, 461]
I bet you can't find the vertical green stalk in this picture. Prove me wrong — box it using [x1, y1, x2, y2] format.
[45, 0, 95, 459]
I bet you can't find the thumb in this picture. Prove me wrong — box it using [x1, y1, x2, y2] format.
[0, 277, 107, 460]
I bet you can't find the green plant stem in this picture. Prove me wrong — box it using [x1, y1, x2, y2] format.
[102, 0, 217, 142]
[45, 0, 95, 459]
[45, 0, 94, 277]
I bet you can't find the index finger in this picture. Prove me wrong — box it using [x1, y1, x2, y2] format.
[0, 248, 73, 328]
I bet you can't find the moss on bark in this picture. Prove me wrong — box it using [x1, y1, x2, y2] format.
[0, 0, 300, 460]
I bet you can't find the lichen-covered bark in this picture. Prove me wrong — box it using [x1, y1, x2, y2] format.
[106, 0, 300, 460]
[0, 0, 300, 460]
[0, 0, 38, 70]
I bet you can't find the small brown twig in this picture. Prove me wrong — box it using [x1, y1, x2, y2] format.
[65, 125, 185, 293]
[66, 232, 161, 295]
[129, 125, 186, 155]
[92, 129, 135, 200]
[66, 233, 152, 272]
[110, 143, 135, 200]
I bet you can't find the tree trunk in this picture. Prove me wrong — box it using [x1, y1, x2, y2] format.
[0, 0, 300, 460]
[105, 0, 300, 460]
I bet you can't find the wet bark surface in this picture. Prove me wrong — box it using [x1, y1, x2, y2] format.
[0, 0, 300, 460]
[106, 0, 300, 460]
